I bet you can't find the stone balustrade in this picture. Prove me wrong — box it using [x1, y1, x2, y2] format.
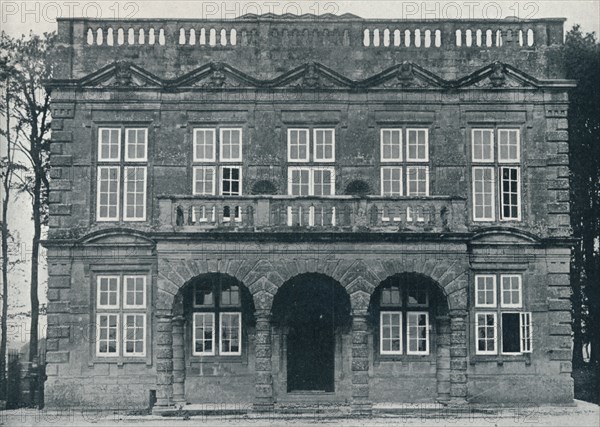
[157, 195, 468, 233]
[73, 16, 562, 49]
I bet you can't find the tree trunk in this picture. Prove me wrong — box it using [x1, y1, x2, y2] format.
[0, 182, 8, 402]
[28, 174, 41, 406]
[1, 81, 11, 402]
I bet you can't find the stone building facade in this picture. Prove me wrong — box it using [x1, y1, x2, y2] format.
[44, 15, 575, 413]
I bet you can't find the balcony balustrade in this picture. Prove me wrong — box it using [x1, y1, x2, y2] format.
[157, 195, 468, 233]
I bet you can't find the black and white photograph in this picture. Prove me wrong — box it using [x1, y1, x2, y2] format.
[0, 0, 599, 425]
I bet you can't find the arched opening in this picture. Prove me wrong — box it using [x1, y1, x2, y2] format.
[367, 273, 450, 403]
[172, 273, 256, 404]
[271, 274, 351, 394]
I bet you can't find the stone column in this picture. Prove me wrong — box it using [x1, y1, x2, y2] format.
[155, 313, 174, 409]
[351, 312, 372, 415]
[449, 310, 468, 404]
[172, 315, 186, 405]
[436, 316, 451, 402]
[253, 309, 274, 412]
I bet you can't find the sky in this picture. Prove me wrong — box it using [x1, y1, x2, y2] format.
[1, 0, 599, 350]
[1, 0, 599, 36]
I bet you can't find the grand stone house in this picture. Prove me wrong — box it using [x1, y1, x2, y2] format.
[43, 14, 575, 413]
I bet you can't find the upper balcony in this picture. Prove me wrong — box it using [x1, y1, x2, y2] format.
[53, 15, 567, 81]
[156, 195, 468, 234]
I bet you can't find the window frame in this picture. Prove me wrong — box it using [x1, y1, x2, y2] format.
[192, 166, 217, 196]
[313, 128, 336, 163]
[220, 165, 242, 196]
[97, 127, 122, 162]
[123, 313, 147, 357]
[219, 312, 242, 356]
[124, 128, 148, 162]
[499, 166, 521, 221]
[380, 166, 403, 197]
[498, 129, 521, 163]
[380, 128, 403, 162]
[406, 311, 429, 355]
[379, 311, 403, 355]
[219, 128, 243, 162]
[520, 312, 533, 353]
[500, 274, 522, 308]
[97, 275, 120, 309]
[192, 312, 216, 356]
[472, 166, 496, 222]
[193, 128, 217, 162]
[475, 312, 498, 355]
[96, 166, 121, 222]
[473, 273, 532, 357]
[287, 128, 310, 163]
[475, 275, 497, 308]
[471, 128, 494, 163]
[94, 273, 150, 360]
[96, 313, 120, 358]
[405, 166, 430, 196]
[287, 166, 335, 196]
[122, 275, 147, 309]
[470, 127, 522, 222]
[122, 166, 147, 222]
[405, 128, 429, 162]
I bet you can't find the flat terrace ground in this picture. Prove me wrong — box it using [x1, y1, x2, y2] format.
[3, 401, 599, 427]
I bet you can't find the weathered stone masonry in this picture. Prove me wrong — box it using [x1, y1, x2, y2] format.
[43, 15, 575, 412]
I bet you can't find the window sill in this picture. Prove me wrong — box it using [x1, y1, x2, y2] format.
[189, 355, 245, 364]
[470, 353, 531, 366]
[375, 354, 434, 365]
[89, 356, 152, 367]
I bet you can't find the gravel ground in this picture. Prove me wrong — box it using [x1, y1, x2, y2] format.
[1, 400, 598, 427]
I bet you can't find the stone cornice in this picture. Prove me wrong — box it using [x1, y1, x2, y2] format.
[45, 61, 576, 92]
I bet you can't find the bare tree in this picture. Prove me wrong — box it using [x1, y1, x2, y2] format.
[0, 31, 54, 404]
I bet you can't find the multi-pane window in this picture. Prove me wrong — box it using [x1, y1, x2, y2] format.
[192, 128, 243, 195]
[287, 128, 336, 195]
[220, 129, 243, 162]
[472, 167, 495, 221]
[96, 275, 147, 358]
[380, 312, 402, 354]
[123, 167, 147, 220]
[288, 167, 335, 196]
[96, 127, 147, 222]
[220, 313, 241, 355]
[474, 274, 532, 355]
[475, 275, 496, 307]
[407, 312, 429, 354]
[125, 128, 148, 162]
[380, 128, 429, 196]
[376, 278, 431, 356]
[381, 167, 402, 196]
[193, 129, 216, 162]
[380, 129, 402, 162]
[288, 129, 310, 162]
[192, 279, 243, 356]
[313, 129, 335, 162]
[471, 128, 521, 221]
[221, 166, 242, 196]
[193, 167, 216, 195]
[193, 313, 215, 355]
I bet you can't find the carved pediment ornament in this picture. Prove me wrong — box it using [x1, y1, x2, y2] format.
[197, 62, 240, 88]
[382, 62, 427, 88]
[489, 61, 506, 87]
[296, 62, 338, 89]
[114, 61, 134, 86]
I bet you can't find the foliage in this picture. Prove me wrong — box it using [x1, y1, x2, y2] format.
[563, 25, 600, 370]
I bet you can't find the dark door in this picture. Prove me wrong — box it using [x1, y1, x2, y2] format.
[287, 319, 335, 392]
